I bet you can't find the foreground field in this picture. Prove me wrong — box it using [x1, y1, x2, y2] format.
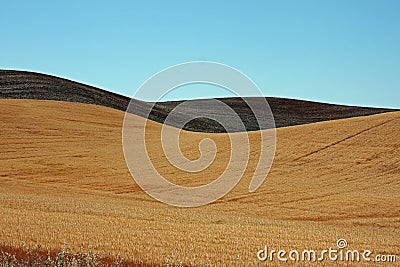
[0, 99, 399, 266]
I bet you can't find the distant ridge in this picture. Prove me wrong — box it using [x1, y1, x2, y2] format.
[0, 70, 132, 110]
[0, 70, 397, 132]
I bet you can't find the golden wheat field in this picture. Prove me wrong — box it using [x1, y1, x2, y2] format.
[0, 99, 399, 266]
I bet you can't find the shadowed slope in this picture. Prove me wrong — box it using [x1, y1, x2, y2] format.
[1, 70, 397, 132]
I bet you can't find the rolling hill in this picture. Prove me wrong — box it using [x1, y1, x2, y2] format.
[0, 99, 399, 266]
[1, 70, 397, 132]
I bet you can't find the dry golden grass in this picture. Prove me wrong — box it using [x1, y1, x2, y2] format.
[0, 99, 399, 266]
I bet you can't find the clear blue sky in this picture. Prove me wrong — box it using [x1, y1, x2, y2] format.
[1, 0, 399, 108]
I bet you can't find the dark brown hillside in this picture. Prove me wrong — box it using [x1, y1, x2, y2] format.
[0, 70, 396, 132]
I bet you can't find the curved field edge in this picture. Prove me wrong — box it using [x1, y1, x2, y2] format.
[1, 70, 397, 133]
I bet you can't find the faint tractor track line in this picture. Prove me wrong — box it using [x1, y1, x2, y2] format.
[293, 118, 396, 161]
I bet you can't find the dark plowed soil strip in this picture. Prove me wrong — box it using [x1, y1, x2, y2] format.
[1, 70, 397, 132]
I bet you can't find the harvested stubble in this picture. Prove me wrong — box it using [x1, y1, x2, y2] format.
[0, 99, 399, 266]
